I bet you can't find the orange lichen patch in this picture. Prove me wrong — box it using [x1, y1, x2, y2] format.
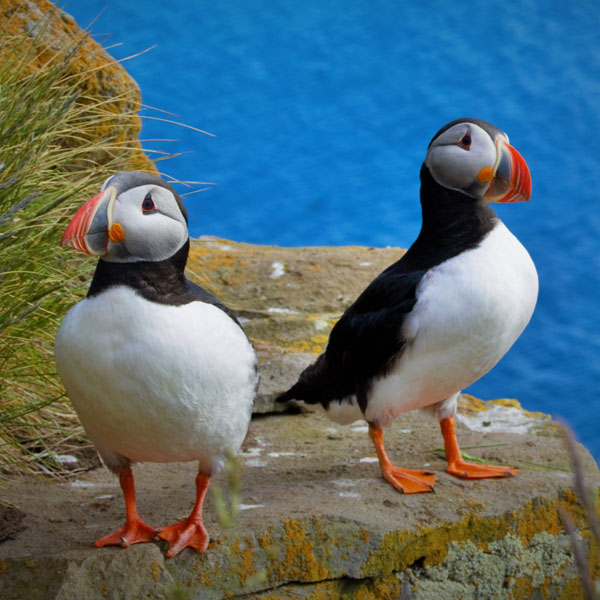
[590, 497, 600, 586]
[264, 518, 330, 583]
[310, 334, 329, 346]
[360, 527, 370, 545]
[466, 498, 485, 512]
[510, 574, 538, 599]
[196, 253, 247, 273]
[488, 398, 551, 422]
[355, 575, 404, 600]
[489, 398, 522, 409]
[259, 525, 276, 550]
[559, 578, 585, 600]
[304, 582, 339, 600]
[150, 560, 162, 582]
[229, 537, 257, 585]
[196, 570, 213, 586]
[458, 394, 488, 414]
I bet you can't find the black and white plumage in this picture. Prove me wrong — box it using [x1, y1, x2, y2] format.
[279, 118, 538, 493]
[55, 172, 258, 556]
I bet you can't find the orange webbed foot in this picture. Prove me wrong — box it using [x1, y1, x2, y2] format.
[446, 460, 519, 479]
[94, 466, 157, 548]
[381, 464, 436, 494]
[440, 416, 519, 481]
[369, 424, 435, 494]
[94, 517, 157, 548]
[157, 517, 209, 558]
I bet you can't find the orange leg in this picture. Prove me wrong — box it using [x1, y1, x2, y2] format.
[369, 424, 435, 494]
[441, 416, 519, 479]
[94, 465, 157, 548]
[158, 472, 210, 558]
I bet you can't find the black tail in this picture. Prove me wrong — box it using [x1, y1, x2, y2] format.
[276, 383, 303, 403]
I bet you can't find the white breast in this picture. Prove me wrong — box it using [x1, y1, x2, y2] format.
[365, 221, 538, 427]
[54, 286, 258, 473]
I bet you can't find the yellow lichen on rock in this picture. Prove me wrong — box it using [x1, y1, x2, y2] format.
[0, 0, 155, 173]
[269, 518, 330, 582]
[361, 495, 593, 578]
[230, 538, 257, 586]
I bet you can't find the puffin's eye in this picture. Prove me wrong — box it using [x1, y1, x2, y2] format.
[142, 193, 156, 214]
[459, 133, 472, 149]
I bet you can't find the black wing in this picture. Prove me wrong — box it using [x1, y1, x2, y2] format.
[278, 263, 425, 412]
[185, 279, 242, 326]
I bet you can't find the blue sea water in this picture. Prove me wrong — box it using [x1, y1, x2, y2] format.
[63, 1, 600, 462]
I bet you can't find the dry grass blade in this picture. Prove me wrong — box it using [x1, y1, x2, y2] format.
[559, 422, 600, 540]
[558, 507, 596, 600]
[558, 421, 600, 599]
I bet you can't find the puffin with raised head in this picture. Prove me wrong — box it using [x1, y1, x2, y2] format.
[55, 171, 258, 556]
[278, 118, 538, 493]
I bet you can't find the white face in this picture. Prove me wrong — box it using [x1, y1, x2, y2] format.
[425, 122, 508, 198]
[105, 183, 188, 262]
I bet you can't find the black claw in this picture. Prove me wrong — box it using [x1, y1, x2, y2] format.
[429, 485, 436, 494]
[154, 528, 163, 533]
[152, 535, 161, 542]
[424, 471, 434, 476]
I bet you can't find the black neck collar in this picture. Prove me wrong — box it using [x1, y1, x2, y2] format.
[399, 165, 498, 270]
[87, 239, 193, 305]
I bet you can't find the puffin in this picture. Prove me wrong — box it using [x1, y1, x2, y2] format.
[278, 118, 538, 493]
[54, 171, 258, 556]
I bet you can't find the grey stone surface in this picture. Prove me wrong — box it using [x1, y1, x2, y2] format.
[1, 239, 597, 599]
[0, 405, 597, 599]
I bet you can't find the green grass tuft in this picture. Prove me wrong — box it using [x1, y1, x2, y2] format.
[0, 20, 157, 478]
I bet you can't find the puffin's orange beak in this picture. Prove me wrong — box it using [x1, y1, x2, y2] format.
[61, 187, 117, 255]
[483, 139, 531, 203]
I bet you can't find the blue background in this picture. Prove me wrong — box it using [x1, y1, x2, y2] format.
[63, 1, 600, 461]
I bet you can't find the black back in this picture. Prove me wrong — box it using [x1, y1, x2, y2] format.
[87, 239, 240, 323]
[278, 165, 498, 412]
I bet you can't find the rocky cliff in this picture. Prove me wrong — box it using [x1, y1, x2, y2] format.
[0, 238, 598, 599]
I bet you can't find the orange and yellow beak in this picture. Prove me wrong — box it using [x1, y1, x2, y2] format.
[482, 139, 531, 203]
[61, 187, 121, 255]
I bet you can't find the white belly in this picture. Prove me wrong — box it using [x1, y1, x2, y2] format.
[364, 221, 538, 427]
[55, 286, 258, 472]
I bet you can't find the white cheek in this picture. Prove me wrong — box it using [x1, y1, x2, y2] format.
[427, 146, 475, 190]
[110, 200, 187, 261]
[125, 218, 187, 260]
[425, 123, 497, 194]
[426, 141, 496, 193]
